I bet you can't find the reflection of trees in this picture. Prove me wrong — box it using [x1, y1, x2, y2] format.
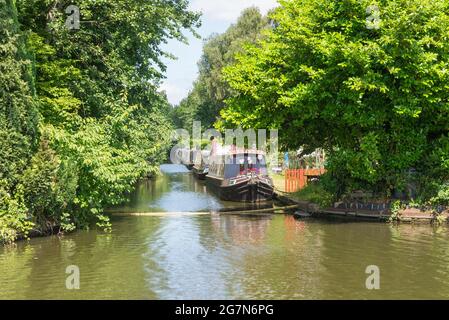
[0, 217, 163, 299]
[194, 218, 449, 299]
[211, 215, 271, 245]
[113, 167, 213, 213]
[127, 176, 171, 211]
[0, 244, 35, 299]
[316, 222, 449, 299]
[6, 202, 449, 299]
[205, 215, 327, 299]
[228, 216, 326, 299]
[386, 224, 449, 299]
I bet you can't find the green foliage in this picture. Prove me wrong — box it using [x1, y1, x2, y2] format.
[389, 200, 403, 222]
[0, 0, 39, 183]
[0, 180, 34, 244]
[430, 183, 449, 206]
[292, 182, 334, 208]
[221, 0, 449, 198]
[173, 7, 270, 129]
[0, 0, 39, 243]
[433, 212, 447, 224]
[21, 138, 60, 226]
[1, 0, 200, 243]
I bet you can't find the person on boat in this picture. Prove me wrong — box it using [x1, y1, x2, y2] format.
[210, 136, 218, 156]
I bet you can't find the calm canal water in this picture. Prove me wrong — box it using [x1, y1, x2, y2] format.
[1, 164, 449, 299]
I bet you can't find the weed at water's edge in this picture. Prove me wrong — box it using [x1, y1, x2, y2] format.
[292, 183, 334, 208]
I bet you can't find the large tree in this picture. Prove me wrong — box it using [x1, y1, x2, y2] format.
[174, 7, 270, 129]
[0, 0, 40, 242]
[222, 0, 449, 197]
[0, 0, 201, 242]
[18, 0, 200, 229]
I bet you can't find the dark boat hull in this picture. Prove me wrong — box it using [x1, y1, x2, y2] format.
[192, 166, 208, 180]
[206, 175, 274, 202]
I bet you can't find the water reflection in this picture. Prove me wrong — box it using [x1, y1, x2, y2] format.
[317, 222, 449, 299]
[113, 164, 223, 213]
[112, 164, 273, 213]
[1, 165, 449, 299]
[211, 215, 272, 245]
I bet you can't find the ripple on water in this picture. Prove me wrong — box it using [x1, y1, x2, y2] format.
[148, 191, 222, 212]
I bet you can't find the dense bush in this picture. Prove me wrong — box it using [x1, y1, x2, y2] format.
[0, 0, 200, 243]
[0, 0, 39, 243]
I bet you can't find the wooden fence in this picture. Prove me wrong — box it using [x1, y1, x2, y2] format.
[285, 168, 326, 193]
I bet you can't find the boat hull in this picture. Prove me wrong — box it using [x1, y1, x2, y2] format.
[192, 166, 208, 180]
[206, 175, 274, 202]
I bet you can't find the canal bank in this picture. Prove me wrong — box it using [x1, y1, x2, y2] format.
[273, 188, 449, 225]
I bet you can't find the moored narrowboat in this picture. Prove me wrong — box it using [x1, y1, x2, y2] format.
[192, 165, 209, 180]
[177, 148, 194, 170]
[192, 150, 209, 180]
[205, 149, 274, 202]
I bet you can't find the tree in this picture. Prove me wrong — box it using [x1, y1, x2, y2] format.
[0, 0, 39, 242]
[174, 7, 270, 129]
[0, 0, 201, 242]
[221, 0, 449, 197]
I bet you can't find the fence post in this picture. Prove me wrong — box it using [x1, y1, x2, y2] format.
[291, 170, 294, 192]
[295, 169, 298, 192]
[299, 169, 305, 190]
[284, 169, 287, 192]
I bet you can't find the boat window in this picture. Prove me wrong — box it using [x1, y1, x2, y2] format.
[224, 164, 239, 179]
[224, 156, 239, 179]
[223, 154, 268, 178]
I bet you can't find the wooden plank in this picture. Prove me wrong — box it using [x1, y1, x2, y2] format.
[219, 205, 300, 215]
[109, 205, 301, 217]
[299, 168, 305, 190]
[284, 169, 288, 193]
[110, 212, 211, 217]
[294, 169, 297, 192]
[304, 168, 326, 176]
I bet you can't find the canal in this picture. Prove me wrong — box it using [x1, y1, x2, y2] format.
[1, 164, 449, 299]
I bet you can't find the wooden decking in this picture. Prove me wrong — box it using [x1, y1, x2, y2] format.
[274, 192, 448, 224]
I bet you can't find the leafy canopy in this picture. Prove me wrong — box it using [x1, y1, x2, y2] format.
[0, 0, 200, 243]
[221, 0, 449, 196]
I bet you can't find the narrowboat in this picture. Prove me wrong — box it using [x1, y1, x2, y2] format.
[205, 149, 274, 202]
[192, 165, 209, 180]
[192, 150, 209, 180]
[177, 148, 194, 170]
